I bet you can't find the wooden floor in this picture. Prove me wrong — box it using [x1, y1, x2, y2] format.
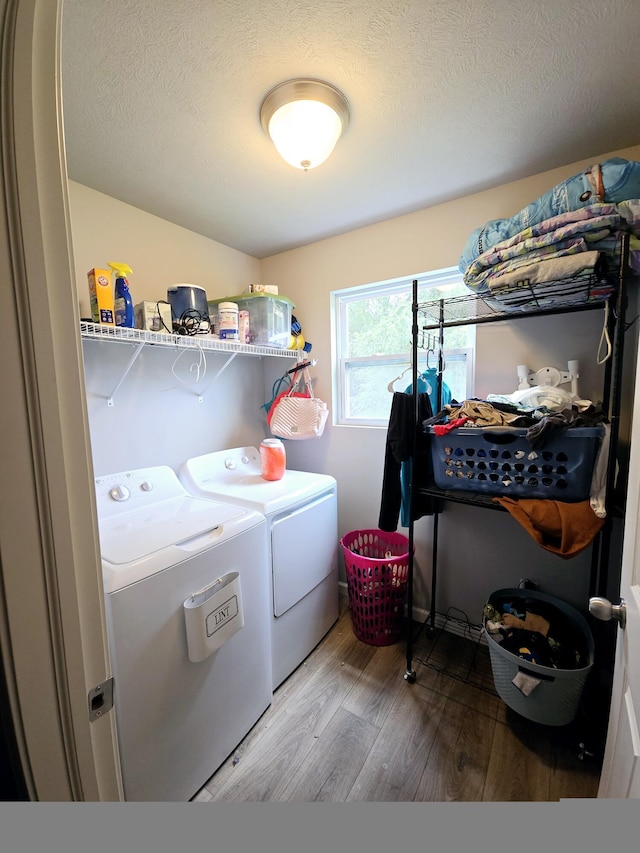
[192, 594, 602, 802]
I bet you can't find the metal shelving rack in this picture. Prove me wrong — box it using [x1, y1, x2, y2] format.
[403, 234, 632, 684]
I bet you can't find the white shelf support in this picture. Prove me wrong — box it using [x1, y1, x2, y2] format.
[106, 342, 145, 406]
[196, 351, 239, 402]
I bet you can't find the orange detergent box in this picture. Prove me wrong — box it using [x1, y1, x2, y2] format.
[88, 268, 115, 325]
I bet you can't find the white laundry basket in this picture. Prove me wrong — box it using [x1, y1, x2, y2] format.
[484, 588, 594, 727]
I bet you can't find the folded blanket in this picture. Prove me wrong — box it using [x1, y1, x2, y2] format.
[463, 209, 621, 289]
[459, 158, 640, 271]
[463, 226, 622, 308]
[484, 250, 602, 292]
[477, 250, 613, 312]
[493, 496, 605, 558]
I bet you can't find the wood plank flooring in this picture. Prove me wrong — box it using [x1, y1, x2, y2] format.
[193, 594, 602, 802]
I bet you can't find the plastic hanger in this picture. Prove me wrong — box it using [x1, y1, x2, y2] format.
[387, 365, 412, 392]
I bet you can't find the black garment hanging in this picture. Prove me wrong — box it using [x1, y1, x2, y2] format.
[378, 391, 438, 532]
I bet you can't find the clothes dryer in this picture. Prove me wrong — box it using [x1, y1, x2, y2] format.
[179, 447, 339, 690]
[94, 465, 272, 801]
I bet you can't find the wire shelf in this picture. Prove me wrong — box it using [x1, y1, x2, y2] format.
[409, 609, 498, 696]
[416, 286, 612, 329]
[79, 320, 301, 359]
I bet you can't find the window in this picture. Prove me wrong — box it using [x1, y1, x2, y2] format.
[332, 267, 475, 426]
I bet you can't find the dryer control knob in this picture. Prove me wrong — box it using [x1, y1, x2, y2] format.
[109, 485, 130, 502]
[224, 459, 236, 470]
[140, 481, 153, 492]
[241, 455, 249, 464]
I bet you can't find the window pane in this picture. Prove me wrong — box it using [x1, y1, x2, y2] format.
[345, 353, 470, 421]
[344, 292, 412, 358]
[430, 351, 471, 406]
[334, 269, 476, 427]
[345, 363, 398, 420]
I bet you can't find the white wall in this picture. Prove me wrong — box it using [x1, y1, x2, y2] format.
[68, 182, 292, 477]
[69, 181, 262, 319]
[261, 143, 640, 618]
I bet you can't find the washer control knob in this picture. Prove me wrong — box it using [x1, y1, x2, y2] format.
[241, 455, 250, 464]
[224, 459, 236, 470]
[109, 485, 130, 502]
[140, 481, 153, 492]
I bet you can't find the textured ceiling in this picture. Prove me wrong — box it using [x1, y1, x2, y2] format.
[60, 0, 640, 259]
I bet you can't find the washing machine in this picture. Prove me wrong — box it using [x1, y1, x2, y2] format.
[94, 464, 272, 802]
[179, 446, 339, 690]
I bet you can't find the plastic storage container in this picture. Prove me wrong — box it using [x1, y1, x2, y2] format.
[426, 425, 603, 501]
[209, 293, 294, 349]
[340, 529, 410, 646]
[483, 587, 594, 726]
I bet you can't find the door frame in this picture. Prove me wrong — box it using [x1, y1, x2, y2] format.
[597, 331, 640, 797]
[0, 0, 121, 800]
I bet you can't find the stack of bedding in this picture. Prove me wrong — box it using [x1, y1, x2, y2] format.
[459, 158, 640, 312]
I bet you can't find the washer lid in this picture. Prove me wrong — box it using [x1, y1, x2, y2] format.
[94, 464, 262, 592]
[98, 495, 248, 566]
[179, 446, 336, 515]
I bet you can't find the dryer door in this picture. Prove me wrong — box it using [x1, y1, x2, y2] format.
[271, 490, 338, 617]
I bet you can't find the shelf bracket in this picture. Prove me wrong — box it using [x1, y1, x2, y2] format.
[106, 342, 145, 406]
[196, 351, 239, 402]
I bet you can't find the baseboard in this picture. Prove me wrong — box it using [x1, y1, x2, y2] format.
[338, 581, 487, 646]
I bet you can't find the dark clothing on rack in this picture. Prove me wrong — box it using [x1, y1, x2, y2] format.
[423, 399, 608, 451]
[526, 403, 608, 449]
[378, 391, 438, 532]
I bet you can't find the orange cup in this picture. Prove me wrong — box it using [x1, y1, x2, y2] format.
[260, 439, 286, 480]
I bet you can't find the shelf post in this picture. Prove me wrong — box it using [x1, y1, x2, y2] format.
[404, 279, 419, 683]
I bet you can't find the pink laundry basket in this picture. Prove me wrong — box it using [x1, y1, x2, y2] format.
[340, 529, 410, 646]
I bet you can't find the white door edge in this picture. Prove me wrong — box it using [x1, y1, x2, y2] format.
[0, 0, 122, 801]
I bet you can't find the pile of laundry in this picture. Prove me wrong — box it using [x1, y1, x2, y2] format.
[423, 397, 610, 549]
[423, 397, 608, 451]
[484, 594, 590, 672]
[458, 158, 640, 313]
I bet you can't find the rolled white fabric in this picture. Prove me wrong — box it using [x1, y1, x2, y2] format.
[512, 671, 542, 696]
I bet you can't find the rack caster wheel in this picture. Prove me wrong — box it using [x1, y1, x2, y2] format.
[404, 669, 416, 683]
[578, 741, 596, 762]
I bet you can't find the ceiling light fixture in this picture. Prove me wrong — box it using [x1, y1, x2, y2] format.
[260, 79, 350, 171]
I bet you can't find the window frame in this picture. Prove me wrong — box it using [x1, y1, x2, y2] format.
[331, 267, 475, 427]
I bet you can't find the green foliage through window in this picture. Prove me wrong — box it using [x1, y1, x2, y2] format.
[333, 269, 475, 425]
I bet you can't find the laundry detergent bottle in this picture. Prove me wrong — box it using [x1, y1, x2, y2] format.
[109, 262, 135, 328]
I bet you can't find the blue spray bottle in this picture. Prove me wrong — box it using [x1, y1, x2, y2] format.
[109, 262, 135, 328]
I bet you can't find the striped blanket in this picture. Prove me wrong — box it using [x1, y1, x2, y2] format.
[461, 201, 640, 312]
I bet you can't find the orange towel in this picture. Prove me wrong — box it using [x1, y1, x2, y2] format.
[492, 497, 605, 559]
[502, 613, 526, 630]
[524, 611, 550, 636]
